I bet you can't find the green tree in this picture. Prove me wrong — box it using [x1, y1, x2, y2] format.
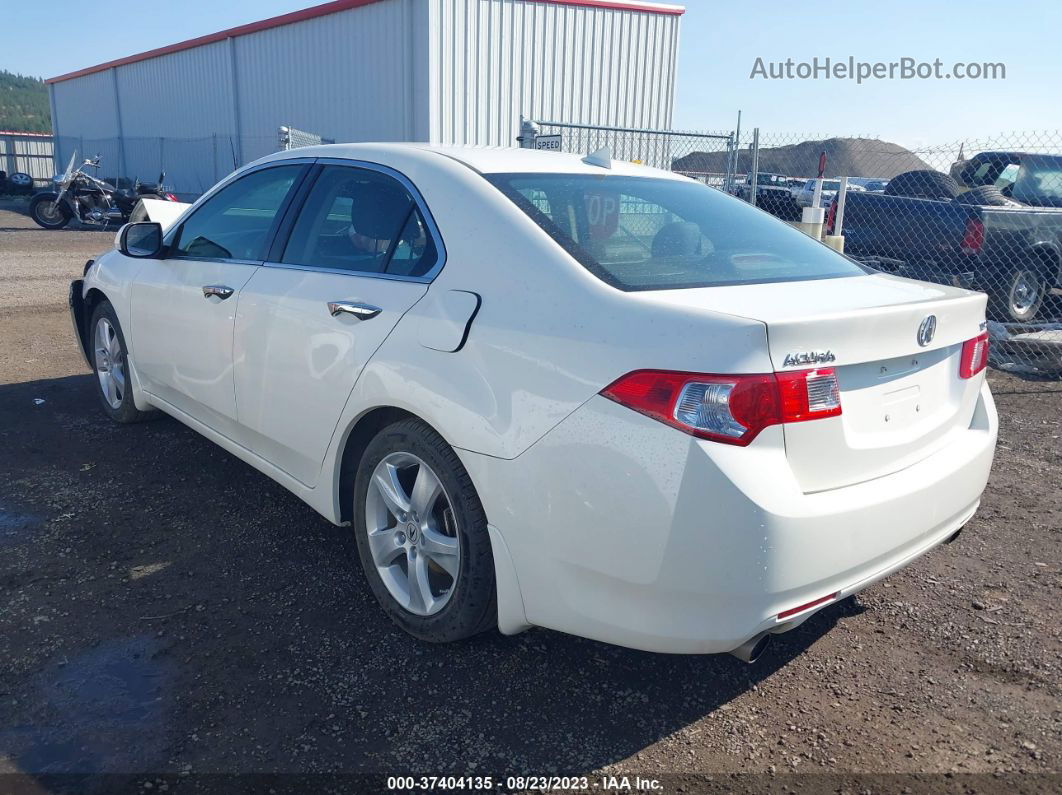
[0, 70, 51, 133]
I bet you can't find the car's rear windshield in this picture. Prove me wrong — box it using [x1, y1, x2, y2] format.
[485, 173, 867, 291]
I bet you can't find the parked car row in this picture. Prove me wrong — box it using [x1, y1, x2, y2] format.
[729, 174, 890, 221]
[792, 179, 866, 209]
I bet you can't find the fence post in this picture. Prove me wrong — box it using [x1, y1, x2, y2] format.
[823, 176, 847, 253]
[516, 116, 539, 149]
[731, 110, 742, 192]
[749, 128, 760, 208]
[723, 133, 735, 192]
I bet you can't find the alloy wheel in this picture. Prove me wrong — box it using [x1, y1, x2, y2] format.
[365, 452, 460, 616]
[94, 317, 126, 409]
[1010, 270, 1041, 317]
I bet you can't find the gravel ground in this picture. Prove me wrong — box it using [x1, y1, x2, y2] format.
[0, 203, 1059, 794]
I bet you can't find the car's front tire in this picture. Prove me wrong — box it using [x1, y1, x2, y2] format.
[353, 418, 496, 642]
[89, 300, 153, 423]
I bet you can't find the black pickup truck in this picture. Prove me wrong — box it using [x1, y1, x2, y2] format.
[836, 152, 1062, 322]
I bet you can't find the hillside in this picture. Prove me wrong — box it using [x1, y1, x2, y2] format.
[673, 137, 931, 179]
[0, 71, 50, 133]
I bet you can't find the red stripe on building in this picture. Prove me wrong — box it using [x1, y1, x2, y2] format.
[47, 0, 683, 85]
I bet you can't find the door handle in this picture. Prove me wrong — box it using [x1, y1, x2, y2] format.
[202, 285, 235, 300]
[328, 301, 382, 320]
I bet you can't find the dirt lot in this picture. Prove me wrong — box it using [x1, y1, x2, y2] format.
[0, 202, 1059, 793]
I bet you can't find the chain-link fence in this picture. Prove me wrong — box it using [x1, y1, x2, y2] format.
[46, 124, 1062, 376]
[724, 131, 1062, 376]
[51, 127, 338, 200]
[530, 120, 737, 188]
[51, 134, 283, 200]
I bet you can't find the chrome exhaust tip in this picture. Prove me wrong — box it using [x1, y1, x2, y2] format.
[729, 632, 772, 663]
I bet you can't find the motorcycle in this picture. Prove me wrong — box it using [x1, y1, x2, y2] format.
[29, 152, 178, 230]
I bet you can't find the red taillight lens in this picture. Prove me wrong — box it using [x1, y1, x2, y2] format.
[601, 368, 842, 446]
[164, 193, 179, 202]
[959, 332, 989, 378]
[960, 218, 984, 254]
[825, 198, 837, 234]
[777, 368, 843, 421]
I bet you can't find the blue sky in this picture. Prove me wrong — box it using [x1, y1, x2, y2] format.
[6, 0, 1060, 148]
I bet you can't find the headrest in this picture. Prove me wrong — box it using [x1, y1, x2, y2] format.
[651, 221, 702, 258]
[351, 180, 412, 239]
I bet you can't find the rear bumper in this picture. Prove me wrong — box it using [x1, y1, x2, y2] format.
[464, 381, 997, 654]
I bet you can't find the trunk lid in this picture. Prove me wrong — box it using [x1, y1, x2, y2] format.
[642, 273, 988, 492]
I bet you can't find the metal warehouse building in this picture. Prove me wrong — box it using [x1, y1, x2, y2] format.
[47, 0, 683, 196]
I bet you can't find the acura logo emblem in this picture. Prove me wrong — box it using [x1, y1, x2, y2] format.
[917, 315, 937, 347]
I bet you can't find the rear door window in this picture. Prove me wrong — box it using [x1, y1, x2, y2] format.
[281, 165, 438, 277]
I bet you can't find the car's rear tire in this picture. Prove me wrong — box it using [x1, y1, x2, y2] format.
[88, 300, 154, 423]
[353, 418, 496, 643]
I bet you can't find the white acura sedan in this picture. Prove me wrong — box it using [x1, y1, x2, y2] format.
[70, 144, 997, 661]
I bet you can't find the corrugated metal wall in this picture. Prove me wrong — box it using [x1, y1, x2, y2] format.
[0, 133, 55, 180]
[427, 0, 679, 145]
[235, 0, 426, 164]
[49, 0, 680, 194]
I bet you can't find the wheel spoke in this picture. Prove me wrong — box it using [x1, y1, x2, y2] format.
[367, 528, 404, 567]
[108, 327, 122, 360]
[95, 322, 109, 364]
[420, 526, 459, 579]
[104, 373, 119, 407]
[408, 552, 436, 614]
[409, 464, 442, 518]
[373, 463, 411, 520]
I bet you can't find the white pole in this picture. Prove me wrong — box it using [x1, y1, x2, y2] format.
[749, 128, 760, 208]
[812, 177, 823, 209]
[834, 176, 849, 234]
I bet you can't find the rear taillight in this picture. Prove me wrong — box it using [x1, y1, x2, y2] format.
[164, 193, 179, 202]
[959, 332, 989, 378]
[960, 218, 984, 254]
[601, 368, 842, 446]
[825, 198, 837, 234]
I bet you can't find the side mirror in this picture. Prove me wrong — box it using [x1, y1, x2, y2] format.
[117, 222, 163, 258]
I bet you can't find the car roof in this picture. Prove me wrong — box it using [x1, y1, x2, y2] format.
[263, 142, 690, 180]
